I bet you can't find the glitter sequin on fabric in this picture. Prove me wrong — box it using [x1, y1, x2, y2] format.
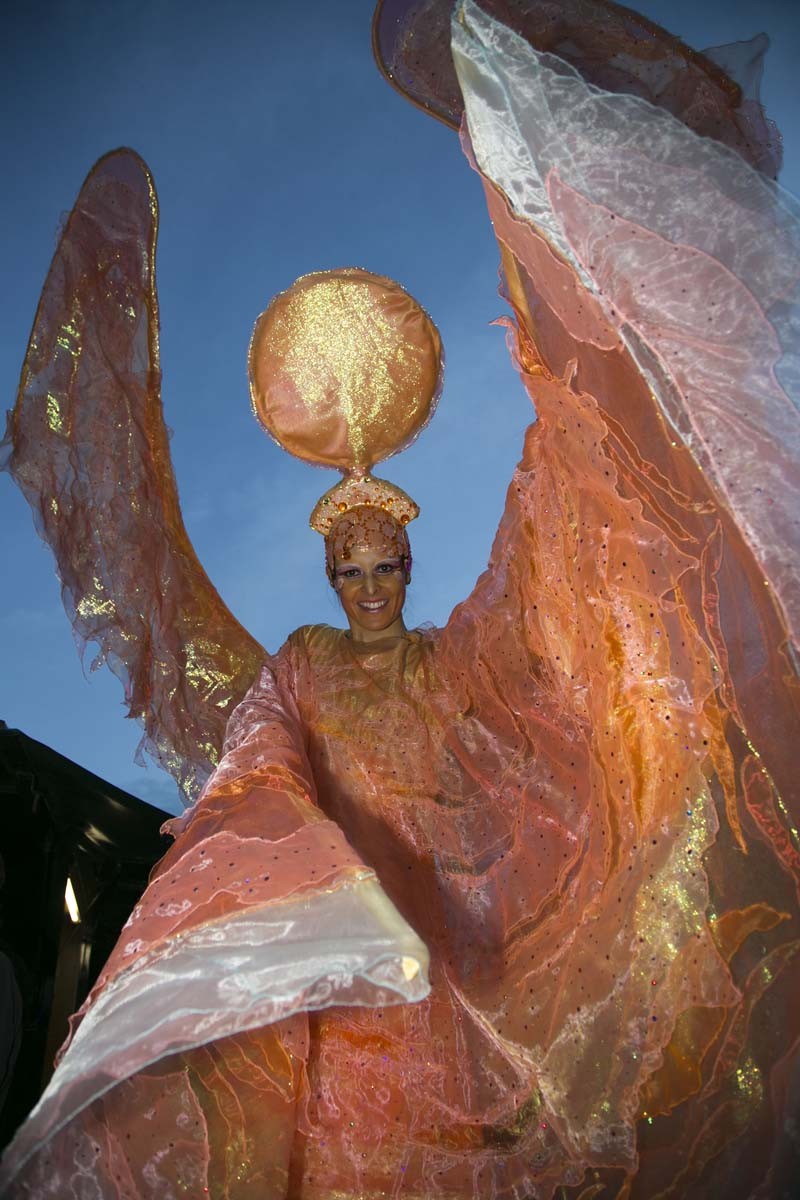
[309, 472, 419, 537]
[2, 4, 800, 1199]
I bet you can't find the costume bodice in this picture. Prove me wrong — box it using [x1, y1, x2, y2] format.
[283, 623, 579, 980]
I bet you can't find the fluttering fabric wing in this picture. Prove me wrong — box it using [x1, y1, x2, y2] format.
[1, 149, 264, 802]
[373, 0, 782, 176]
[376, 1, 800, 1195]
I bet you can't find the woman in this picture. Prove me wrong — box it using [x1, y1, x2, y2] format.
[3, 0, 799, 1195]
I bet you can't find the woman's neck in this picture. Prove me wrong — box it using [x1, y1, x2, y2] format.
[345, 614, 408, 644]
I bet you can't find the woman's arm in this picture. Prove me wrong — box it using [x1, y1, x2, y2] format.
[86, 634, 430, 1015]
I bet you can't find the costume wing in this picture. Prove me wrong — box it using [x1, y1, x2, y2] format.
[376, 1, 800, 1190]
[374, 0, 782, 176]
[2, 149, 264, 802]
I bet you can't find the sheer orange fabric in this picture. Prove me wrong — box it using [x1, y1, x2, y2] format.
[1, 150, 263, 803]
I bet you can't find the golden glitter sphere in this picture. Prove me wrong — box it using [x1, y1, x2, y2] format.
[248, 268, 443, 471]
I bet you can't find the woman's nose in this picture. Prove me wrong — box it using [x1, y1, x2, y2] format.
[364, 572, 379, 595]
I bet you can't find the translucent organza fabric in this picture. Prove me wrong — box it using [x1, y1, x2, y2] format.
[0, 644, 431, 1197]
[2, 3, 800, 1198]
[1, 611, 760, 1197]
[450, 0, 800, 649]
[0, 150, 264, 803]
[373, 0, 782, 176]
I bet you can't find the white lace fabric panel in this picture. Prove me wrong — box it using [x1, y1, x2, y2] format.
[0, 876, 429, 1188]
[453, 0, 800, 645]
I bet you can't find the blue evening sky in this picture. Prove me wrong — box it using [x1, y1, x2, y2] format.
[1, 0, 798, 815]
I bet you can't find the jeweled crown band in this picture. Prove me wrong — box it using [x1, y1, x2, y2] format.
[309, 471, 419, 535]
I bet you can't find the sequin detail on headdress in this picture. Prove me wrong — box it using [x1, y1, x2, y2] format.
[309, 472, 418, 536]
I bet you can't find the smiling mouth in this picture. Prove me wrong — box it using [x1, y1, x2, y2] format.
[358, 598, 389, 612]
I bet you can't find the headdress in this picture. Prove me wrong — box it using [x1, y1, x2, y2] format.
[248, 268, 443, 581]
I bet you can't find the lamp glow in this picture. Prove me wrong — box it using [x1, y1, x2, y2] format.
[65, 877, 80, 924]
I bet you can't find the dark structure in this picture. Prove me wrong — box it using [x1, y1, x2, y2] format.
[0, 724, 170, 1150]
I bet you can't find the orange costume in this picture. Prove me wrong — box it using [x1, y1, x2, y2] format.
[2, 2, 799, 1197]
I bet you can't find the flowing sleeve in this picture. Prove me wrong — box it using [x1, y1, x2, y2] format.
[0, 632, 429, 1194]
[442, 0, 799, 904]
[1, 148, 265, 803]
[375, 2, 800, 1193]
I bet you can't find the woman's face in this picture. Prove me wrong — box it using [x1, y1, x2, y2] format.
[333, 545, 408, 643]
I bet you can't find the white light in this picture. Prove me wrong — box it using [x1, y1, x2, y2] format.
[65, 877, 80, 924]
